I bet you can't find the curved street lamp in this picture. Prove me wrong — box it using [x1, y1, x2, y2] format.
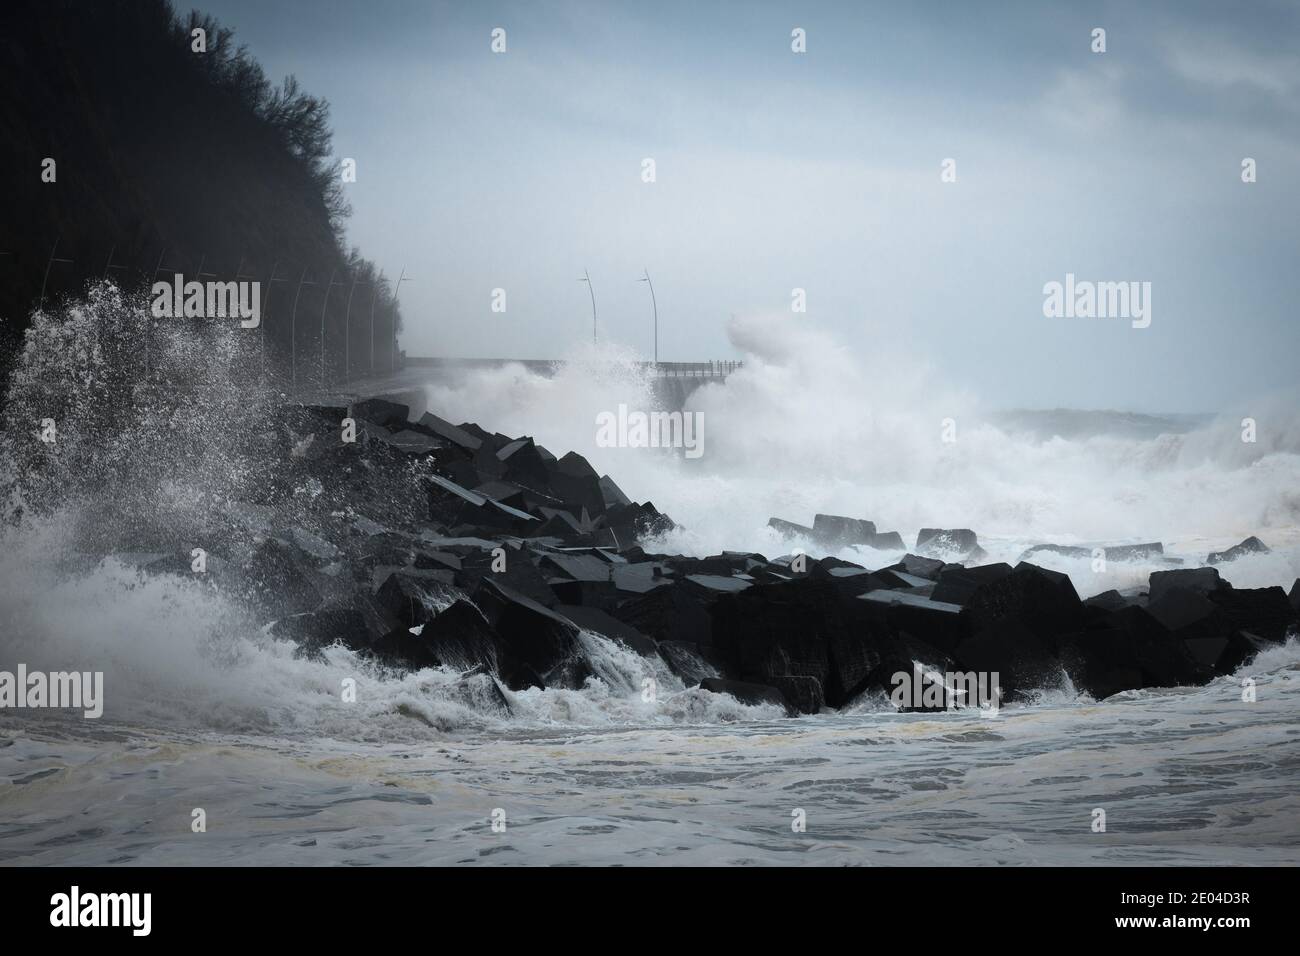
[637, 268, 658, 364]
[579, 268, 596, 345]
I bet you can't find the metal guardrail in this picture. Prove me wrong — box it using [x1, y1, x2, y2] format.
[402, 357, 742, 378]
[646, 360, 743, 378]
[1, 242, 405, 386]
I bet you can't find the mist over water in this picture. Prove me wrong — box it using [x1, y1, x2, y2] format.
[1, 285, 1297, 866]
[422, 311, 1300, 597]
[0, 287, 779, 735]
[1, 286, 1297, 736]
[5, 0, 1299, 871]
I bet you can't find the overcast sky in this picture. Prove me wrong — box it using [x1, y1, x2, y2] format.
[197, 0, 1299, 412]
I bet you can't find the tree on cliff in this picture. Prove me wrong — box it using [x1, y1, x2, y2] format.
[0, 0, 400, 388]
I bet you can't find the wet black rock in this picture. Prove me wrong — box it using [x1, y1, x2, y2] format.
[414, 412, 482, 451]
[1083, 589, 1135, 612]
[1147, 567, 1226, 604]
[767, 516, 815, 539]
[324, 589, 403, 648]
[870, 632, 960, 711]
[538, 550, 613, 583]
[599, 475, 632, 509]
[869, 531, 906, 550]
[683, 573, 752, 597]
[770, 675, 825, 714]
[812, 514, 877, 548]
[1208, 536, 1270, 565]
[549, 578, 620, 611]
[916, 528, 981, 560]
[1021, 543, 1090, 561]
[244, 538, 324, 618]
[231, 398, 1299, 717]
[549, 451, 607, 520]
[658, 641, 723, 684]
[555, 604, 659, 657]
[610, 561, 673, 596]
[928, 562, 1014, 605]
[370, 599, 501, 673]
[1055, 627, 1142, 701]
[812, 560, 892, 598]
[350, 397, 409, 429]
[529, 509, 586, 542]
[454, 547, 558, 609]
[870, 568, 933, 590]
[1060, 605, 1208, 699]
[698, 677, 789, 713]
[890, 554, 946, 580]
[711, 577, 836, 700]
[962, 562, 1084, 643]
[414, 549, 462, 573]
[472, 578, 582, 689]
[602, 501, 673, 546]
[269, 606, 371, 658]
[717, 576, 906, 706]
[456, 422, 498, 447]
[430, 475, 537, 533]
[1021, 542, 1165, 563]
[1146, 585, 1223, 640]
[383, 429, 444, 456]
[442, 671, 514, 719]
[472, 480, 531, 514]
[1104, 542, 1164, 562]
[495, 437, 552, 490]
[860, 588, 967, 653]
[612, 580, 714, 646]
[1204, 630, 1272, 674]
[954, 620, 1058, 701]
[374, 567, 458, 629]
[1205, 586, 1297, 643]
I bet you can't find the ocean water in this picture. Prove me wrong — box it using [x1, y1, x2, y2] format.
[1, 286, 1297, 866]
[2, 639, 1297, 865]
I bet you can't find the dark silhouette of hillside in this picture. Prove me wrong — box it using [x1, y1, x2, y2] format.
[0, 0, 401, 389]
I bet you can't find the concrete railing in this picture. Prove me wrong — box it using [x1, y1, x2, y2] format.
[402, 357, 742, 378]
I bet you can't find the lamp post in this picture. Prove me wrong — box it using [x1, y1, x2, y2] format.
[391, 266, 410, 373]
[579, 268, 596, 345]
[370, 269, 384, 375]
[262, 260, 285, 380]
[290, 267, 315, 388]
[342, 274, 368, 384]
[637, 268, 658, 365]
[319, 269, 343, 387]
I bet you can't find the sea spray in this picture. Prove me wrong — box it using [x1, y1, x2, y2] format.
[0, 284, 1296, 739]
[418, 310, 1300, 593]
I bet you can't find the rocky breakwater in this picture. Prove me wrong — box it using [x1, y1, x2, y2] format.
[123, 398, 1300, 718]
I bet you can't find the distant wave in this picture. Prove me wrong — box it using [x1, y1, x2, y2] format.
[1, 286, 1296, 737]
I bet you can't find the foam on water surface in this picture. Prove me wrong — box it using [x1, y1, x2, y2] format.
[1, 285, 1297, 864]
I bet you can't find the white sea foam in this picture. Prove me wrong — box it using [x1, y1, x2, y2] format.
[419, 311, 1300, 598]
[1, 287, 1296, 740]
[2, 286, 1298, 866]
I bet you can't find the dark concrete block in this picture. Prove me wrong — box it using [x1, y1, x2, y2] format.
[1208, 536, 1269, 565]
[698, 677, 789, 713]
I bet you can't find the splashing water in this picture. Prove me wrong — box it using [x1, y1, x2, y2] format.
[417, 310, 1300, 596]
[1, 285, 1298, 866]
[1, 284, 1297, 732]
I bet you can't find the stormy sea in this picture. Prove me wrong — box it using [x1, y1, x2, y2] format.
[1, 284, 1298, 866]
